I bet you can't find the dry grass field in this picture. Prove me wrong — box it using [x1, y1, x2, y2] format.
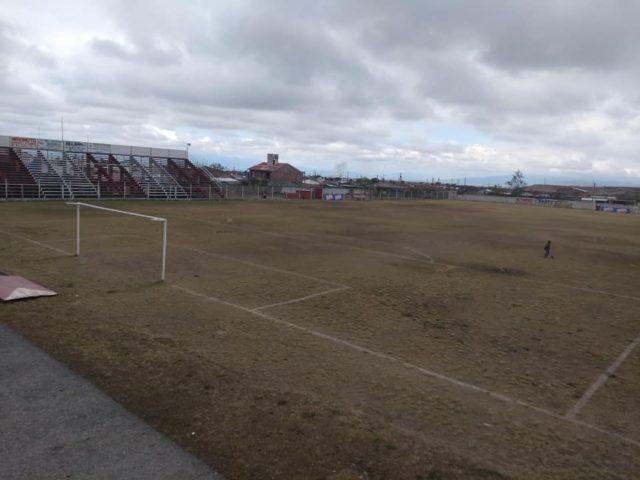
[1, 199, 639, 479]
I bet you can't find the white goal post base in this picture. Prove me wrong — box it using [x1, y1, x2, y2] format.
[67, 202, 167, 281]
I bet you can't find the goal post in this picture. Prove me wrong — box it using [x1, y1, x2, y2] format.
[67, 202, 168, 281]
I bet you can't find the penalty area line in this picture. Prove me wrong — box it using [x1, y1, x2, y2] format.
[171, 283, 640, 450]
[252, 286, 350, 311]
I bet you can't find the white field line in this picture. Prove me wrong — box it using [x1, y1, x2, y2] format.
[188, 217, 640, 302]
[9, 225, 640, 430]
[401, 246, 434, 263]
[533, 281, 640, 303]
[7, 223, 640, 306]
[47, 233, 146, 246]
[172, 283, 640, 449]
[253, 227, 640, 301]
[169, 243, 347, 288]
[566, 332, 640, 419]
[3, 226, 639, 448]
[182, 216, 451, 267]
[40, 227, 347, 289]
[0, 229, 72, 256]
[252, 286, 350, 311]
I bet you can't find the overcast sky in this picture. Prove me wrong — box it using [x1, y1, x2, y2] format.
[2, 0, 640, 183]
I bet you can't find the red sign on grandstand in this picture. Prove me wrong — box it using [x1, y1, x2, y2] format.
[11, 136, 37, 148]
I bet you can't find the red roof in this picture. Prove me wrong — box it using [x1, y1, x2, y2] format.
[248, 162, 300, 172]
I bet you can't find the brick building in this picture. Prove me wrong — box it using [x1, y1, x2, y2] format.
[248, 154, 303, 185]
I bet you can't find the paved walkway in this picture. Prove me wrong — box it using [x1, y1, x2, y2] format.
[0, 324, 223, 480]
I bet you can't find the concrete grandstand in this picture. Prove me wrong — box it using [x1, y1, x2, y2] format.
[0, 135, 224, 200]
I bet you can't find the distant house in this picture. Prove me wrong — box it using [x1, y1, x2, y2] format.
[248, 154, 303, 185]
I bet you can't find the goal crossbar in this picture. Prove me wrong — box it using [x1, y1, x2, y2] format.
[67, 202, 168, 281]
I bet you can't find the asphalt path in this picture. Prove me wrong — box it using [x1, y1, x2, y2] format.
[0, 323, 223, 480]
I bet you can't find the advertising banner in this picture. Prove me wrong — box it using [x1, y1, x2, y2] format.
[64, 141, 86, 152]
[88, 142, 110, 153]
[11, 136, 37, 148]
[37, 139, 64, 150]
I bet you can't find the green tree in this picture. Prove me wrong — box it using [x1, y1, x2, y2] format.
[506, 170, 527, 195]
[208, 162, 227, 172]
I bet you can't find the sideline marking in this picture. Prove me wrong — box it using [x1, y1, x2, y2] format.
[172, 283, 640, 449]
[566, 332, 640, 419]
[0, 229, 72, 256]
[252, 286, 350, 311]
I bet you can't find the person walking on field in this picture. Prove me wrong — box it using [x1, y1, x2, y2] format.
[544, 240, 552, 259]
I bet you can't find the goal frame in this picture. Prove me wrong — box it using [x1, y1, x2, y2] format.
[67, 202, 168, 281]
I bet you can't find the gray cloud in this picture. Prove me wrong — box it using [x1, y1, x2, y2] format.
[1, 1, 640, 182]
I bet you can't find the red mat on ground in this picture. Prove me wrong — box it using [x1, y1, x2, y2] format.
[0, 276, 57, 302]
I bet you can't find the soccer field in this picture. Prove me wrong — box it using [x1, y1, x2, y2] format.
[1, 199, 639, 479]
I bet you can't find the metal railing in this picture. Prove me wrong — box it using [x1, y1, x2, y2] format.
[1, 181, 41, 200]
[1, 180, 454, 202]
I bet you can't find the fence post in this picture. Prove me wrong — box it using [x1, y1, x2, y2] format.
[241, 186, 244, 199]
[21, 184, 24, 199]
[98, 181, 101, 199]
[189, 184, 192, 199]
[38, 180, 40, 199]
[4, 179, 7, 199]
[208, 184, 211, 200]
[271, 186, 274, 199]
